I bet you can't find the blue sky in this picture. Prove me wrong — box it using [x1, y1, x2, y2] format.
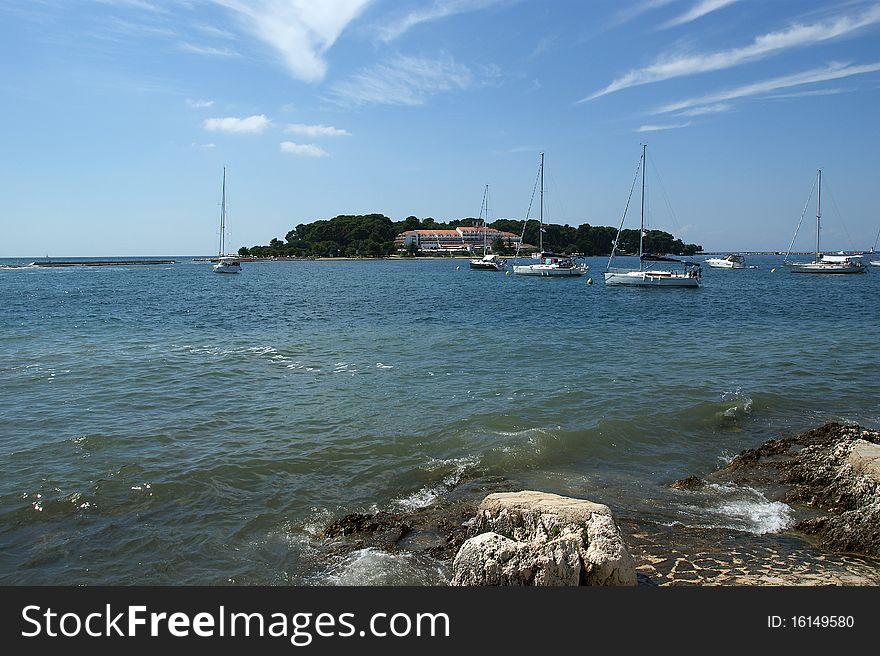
[2, 0, 879, 256]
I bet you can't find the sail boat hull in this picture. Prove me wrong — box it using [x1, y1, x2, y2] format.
[513, 263, 588, 276]
[213, 257, 241, 274]
[470, 256, 505, 270]
[604, 269, 700, 287]
[786, 261, 866, 273]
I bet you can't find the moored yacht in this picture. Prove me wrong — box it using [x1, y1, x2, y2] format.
[212, 167, 242, 275]
[705, 254, 746, 269]
[604, 144, 700, 288]
[784, 170, 866, 274]
[512, 153, 588, 277]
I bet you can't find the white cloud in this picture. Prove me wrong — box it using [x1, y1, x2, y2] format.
[178, 42, 240, 57]
[583, 4, 880, 101]
[659, 0, 741, 30]
[284, 123, 350, 137]
[637, 121, 692, 132]
[280, 141, 329, 157]
[329, 54, 473, 106]
[675, 102, 731, 116]
[210, 0, 372, 82]
[186, 98, 215, 108]
[653, 61, 880, 114]
[192, 142, 217, 148]
[606, 0, 678, 29]
[203, 114, 270, 133]
[377, 0, 510, 42]
[764, 87, 850, 100]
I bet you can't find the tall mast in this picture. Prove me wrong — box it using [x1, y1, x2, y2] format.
[219, 166, 227, 257]
[816, 168, 821, 261]
[639, 144, 646, 267]
[539, 152, 544, 253]
[482, 184, 489, 255]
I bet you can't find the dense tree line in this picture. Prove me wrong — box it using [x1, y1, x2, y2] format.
[238, 214, 702, 258]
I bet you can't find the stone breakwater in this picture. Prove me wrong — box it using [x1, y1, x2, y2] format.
[319, 423, 880, 585]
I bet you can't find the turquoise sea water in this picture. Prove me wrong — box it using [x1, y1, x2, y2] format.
[1, 255, 878, 584]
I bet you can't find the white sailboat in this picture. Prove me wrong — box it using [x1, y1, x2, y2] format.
[784, 169, 865, 274]
[469, 184, 505, 271]
[604, 144, 701, 287]
[212, 167, 242, 274]
[870, 225, 880, 267]
[512, 153, 588, 277]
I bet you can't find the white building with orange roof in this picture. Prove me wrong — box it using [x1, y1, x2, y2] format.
[394, 226, 520, 253]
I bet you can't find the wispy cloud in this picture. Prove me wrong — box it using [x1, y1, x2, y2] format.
[653, 61, 880, 114]
[203, 114, 270, 133]
[178, 42, 240, 57]
[280, 141, 329, 157]
[377, 0, 510, 42]
[191, 142, 217, 149]
[637, 121, 692, 132]
[94, 0, 168, 13]
[606, 0, 678, 29]
[329, 54, 472, 106]
[210, 0, 372, 82]
[186, 98, 215, 108]
[583, 4, 880, 101]
[659, 0, 741, 30]
[284, 123, 351, 137]
[764, 87, 851, 100]
[675, 102, 731, 116]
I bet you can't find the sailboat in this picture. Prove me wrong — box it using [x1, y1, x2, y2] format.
[604, 144, 701, 287]
[870, 225, 880, 267]
[212, 167, 242, 274]
[784, 169, 865, 274]
[469, 184, 505, 271]
[512, 153, 588, 277]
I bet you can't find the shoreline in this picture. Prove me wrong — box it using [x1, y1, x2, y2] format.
[318, 422, 880, 586]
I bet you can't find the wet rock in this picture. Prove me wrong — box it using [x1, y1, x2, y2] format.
[321, 475, 518, 562]
[451, 491, 637, 586]
[704, 423, 880, 558]
[671, 475, 705, 490]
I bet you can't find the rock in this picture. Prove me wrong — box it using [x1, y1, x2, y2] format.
[697, 422, 880, 558]
[451, 491, 637, 586]
[670, 475, 705, 490]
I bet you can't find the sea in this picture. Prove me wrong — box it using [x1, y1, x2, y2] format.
[1, 254, 878, 585]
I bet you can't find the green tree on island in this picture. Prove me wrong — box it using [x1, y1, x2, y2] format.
[239, 213, 701, 259]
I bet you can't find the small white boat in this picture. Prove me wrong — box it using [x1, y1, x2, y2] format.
[470, 253, 505, 271]
[212, 167, 242, 275]
[513, 251, 588, 276]
[784, 170, 866, 274]
[511, 153, 588, 277]
[604, 144, 700, 288]
[870, 260, 880, 267]
[213, 255, 242, 274]
[705, 254, 746, 269]
[469, 185, 505, 271]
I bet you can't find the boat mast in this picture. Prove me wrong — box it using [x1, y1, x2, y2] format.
[816, 168, 821, 262]
[219, 166, 227, 257]
[482, 184, 489, 255]
[539, 152, 544, 253]
[639, 144, 646, 269]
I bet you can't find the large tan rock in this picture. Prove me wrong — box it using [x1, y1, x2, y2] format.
[451, 491, 636, 586]
[848, 440, 880, 481]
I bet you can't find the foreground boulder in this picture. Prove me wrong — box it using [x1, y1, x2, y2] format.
[451, 491, 637, 586]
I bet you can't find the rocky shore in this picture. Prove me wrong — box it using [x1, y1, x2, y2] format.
[319, 423, 880, 585]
